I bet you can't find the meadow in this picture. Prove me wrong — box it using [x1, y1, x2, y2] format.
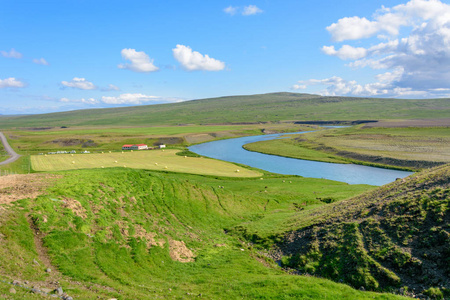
[0, 92, 449, 128]
[0, 168, 407, 299]
[244, 126, 450, 170]
[30, 149, 262, 177]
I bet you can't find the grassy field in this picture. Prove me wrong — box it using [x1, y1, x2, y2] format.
[31, 149, 262, 177]
[2, 123, 315, 156]
[244, 126, 450, 170]
[0, 92, 449, 128]
[272, 164, 450, 298]
[0, 168, 405, 300]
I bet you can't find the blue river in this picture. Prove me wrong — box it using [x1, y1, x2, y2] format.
[189, 131, 413, 186]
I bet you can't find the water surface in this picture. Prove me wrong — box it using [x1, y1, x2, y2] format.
[189, 131, 413, 186]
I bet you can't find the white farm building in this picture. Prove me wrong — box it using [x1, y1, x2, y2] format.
[122, 144, 148, 150]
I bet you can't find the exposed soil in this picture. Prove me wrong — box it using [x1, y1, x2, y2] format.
[61, 198, 87, 219]
[49, 138, 97, 147]
[168, 239, 195, 262]
[0, 174, 59, 204]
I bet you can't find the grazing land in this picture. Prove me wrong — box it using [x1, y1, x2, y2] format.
[244, 125, 450, 170]
[30, 149, 262, 177]
[0, 168, 393, 299]
[1, 123, 315, 156]
[270, 163, 450, 298]
[0, 92, 449, 128]
[0, 93, 448, 299]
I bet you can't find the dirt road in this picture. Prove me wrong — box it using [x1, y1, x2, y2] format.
[0, 131, 21, 165]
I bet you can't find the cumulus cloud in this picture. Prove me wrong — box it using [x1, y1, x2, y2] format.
[101, 84, 120, 91]
[305, 0, 450, 97]
[60, 97, 98, 104]
[322, 45, 368, 60]
[60, 94, 182, 106]
[1, 49, 22, 59]
[224, 5, 262, 16]
[118, 48, 159, 72]
[292, 68, 429, 98]
[172, 45, 225, 71]
[33, 58, 49, 65]
[224, 6, 238, 15]
[0, 77, 26, 88]
[61, 77, 97, 90]
[242, 5, 263, 15]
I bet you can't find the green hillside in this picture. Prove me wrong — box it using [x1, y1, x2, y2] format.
[1, 92, 449, 128]
[0, 168, 411, 299]
[271, 164, 450, 298]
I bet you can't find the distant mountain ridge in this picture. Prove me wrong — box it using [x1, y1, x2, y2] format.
[0, 92, 449, 128]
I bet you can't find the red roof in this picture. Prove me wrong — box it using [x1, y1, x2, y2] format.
[122, 144, 133, 147]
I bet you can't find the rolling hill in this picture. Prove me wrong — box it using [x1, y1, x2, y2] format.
[1, 92, 449, 128]
[270, 163, 450, 298]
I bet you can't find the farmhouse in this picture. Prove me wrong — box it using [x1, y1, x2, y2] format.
[122, 144, 148, 150]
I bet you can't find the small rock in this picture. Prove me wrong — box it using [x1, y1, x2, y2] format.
[65, 297, 74, 300]
[359, 286, 365, 291]
[41, 287, 53, 293]
[9, 287, 16, 294]
[31, 288, 40, 294]
[46, 268, 52, 273]
[12, 280, 21, 285]
[55, 287, 64, 295]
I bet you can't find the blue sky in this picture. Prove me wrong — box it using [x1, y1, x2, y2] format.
[1, 0, 449, 114]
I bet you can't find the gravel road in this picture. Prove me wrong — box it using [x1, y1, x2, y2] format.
[0, 132, 21, 165]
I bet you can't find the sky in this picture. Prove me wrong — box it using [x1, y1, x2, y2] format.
[1, 0, 450, 115]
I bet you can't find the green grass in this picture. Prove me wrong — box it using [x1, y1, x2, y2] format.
[243, 126, 450, 170]
[275, 164, 450, 295]
[30, 149, 262, 177]
[244, 136, 350, 164]
[0, 92, 449, 128]
[0, 168, 409, 299]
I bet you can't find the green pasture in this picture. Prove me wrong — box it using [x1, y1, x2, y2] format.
[31, 149, 262, 177]
[244, 126, 450, 169]
[0, 168, 401, 299]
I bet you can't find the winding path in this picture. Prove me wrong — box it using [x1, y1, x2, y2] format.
[0, 132, 21, 165]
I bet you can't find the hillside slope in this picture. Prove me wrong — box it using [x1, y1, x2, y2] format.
[0, 168, 404, 299]
[1, 92, 449, 128]
[272, 164, 450, 298]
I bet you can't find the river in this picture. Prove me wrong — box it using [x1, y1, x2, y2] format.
[189, 131, 413, 186]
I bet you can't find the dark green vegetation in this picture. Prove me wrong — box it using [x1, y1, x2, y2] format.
[272, 164, 450, 298]
[244, 126, 450, 171]
[0, 168, 411, 299]
[0, 92, 449, 128]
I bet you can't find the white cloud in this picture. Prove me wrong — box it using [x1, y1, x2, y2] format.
[322, 45, 368, 60]
[60, 97, 98, 104]
[293, 68, 428, 98]
[242, 5, 263, 16]
[118, 48, 159, 73]
[0, 77, 26, 88]
[224, 5, 263, 16]
[33, 58, 49, 65]
[102, 84, 120, 91]
[172, 45, 225, 71]
[1, 49, 22, 59]
[60, 94, 183, 106]
[314, 0, 450, 97]
[61, 77, 97, 90]
[224, 6, 238, 15]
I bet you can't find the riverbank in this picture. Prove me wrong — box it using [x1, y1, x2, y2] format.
[243, 126, 450, 171]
